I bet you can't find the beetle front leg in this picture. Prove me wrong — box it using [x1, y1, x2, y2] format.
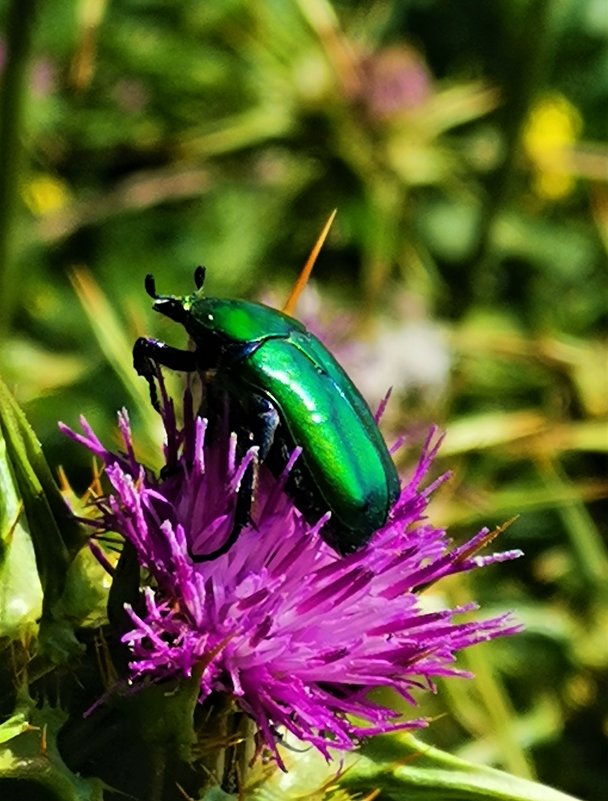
[133, 337, 198, 411]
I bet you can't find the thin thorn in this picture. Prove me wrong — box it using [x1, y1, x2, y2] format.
[283, 209, 337, 316]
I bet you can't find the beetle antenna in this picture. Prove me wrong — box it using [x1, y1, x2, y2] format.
[194, 265, 206, 290]
[144, 274, 158, 299]
[283, 209, 337, 316]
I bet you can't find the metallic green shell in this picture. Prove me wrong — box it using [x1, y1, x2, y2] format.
[185, 293, 400, 539]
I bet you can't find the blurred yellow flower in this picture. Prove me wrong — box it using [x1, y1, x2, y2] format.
[22, 173, 71, 216]
[522, 93, 582, 200]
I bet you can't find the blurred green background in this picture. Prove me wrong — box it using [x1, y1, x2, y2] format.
[0, 0, 606, 798]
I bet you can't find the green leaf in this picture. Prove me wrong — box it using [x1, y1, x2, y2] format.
[345, 734, 584, 801]
[0, 697, 106, 801]
[0, 373, 85, 658]
[0, 392, 42, 639]
[0, 714, 31, 745]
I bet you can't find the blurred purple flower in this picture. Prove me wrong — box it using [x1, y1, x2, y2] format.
[32, 57, 57, 97]
[60, 381, 521, 767]
[357, 45, 433, 121]
[0, 40, 56, 97]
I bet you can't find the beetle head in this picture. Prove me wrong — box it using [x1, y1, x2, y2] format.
[144, 271, 203, 324]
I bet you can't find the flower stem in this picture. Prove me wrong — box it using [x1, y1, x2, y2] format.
[460, 638, 534, 779]
[0, 0, 39, 338]
[448, 576, 534, 779]
[147, 744, 167, 801]
[470, 0, 557, 303]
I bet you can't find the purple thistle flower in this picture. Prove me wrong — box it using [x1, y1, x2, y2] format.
[59, 381, 521, 768]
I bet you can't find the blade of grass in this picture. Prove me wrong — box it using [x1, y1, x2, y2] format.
[69, 267, 160, 441]
[536, 457, 608, 594]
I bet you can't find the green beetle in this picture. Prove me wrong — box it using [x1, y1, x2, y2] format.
[133, 267, 400, 559]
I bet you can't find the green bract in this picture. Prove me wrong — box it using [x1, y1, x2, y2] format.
[133, 268, 400, 558]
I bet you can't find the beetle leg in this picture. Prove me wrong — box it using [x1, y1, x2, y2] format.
[189, 393, 278, 562]
[133, 337, 198, 410]
[244, 393, 280, 460]
[189, 456, 255, 562]
[195, 395, 276, 557]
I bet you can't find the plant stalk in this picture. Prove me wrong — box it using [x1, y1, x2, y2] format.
[0, 0, 39, 338]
